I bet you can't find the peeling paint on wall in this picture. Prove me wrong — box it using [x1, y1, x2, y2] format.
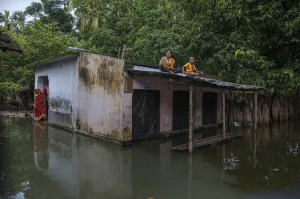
[49, 96, 72, 113]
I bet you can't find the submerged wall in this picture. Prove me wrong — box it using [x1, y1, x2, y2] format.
[132, 75, 222, 134]
[76, 53, 126, 143]
[35, 57, 77, 128]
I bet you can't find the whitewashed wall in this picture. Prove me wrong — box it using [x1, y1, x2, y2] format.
[35, 57, 77, 127]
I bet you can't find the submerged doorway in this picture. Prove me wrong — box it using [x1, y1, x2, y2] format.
[202, 92, 217, 125]
[173, 91, 189, 131]
[37, 76, 49, 120]
[132, 90, 160, 141]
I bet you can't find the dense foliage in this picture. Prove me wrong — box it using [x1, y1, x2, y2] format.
[0, 0, 300, 95]
[0, 21, 83, 95]
[180, 0, 300, 95]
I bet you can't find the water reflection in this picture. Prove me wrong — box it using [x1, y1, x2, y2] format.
[1, 117, 300, 198]
[33, 124, 133, 199]
[34, 123, 49, 170]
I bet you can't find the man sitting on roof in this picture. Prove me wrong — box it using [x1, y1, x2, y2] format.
[159, 49, 182, 73]
[182, 57, 204, 77]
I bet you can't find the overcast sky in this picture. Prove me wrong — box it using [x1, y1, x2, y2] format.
[0, 0, 42, 22]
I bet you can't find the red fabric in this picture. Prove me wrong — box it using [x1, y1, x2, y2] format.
[34, 88, 47, 121]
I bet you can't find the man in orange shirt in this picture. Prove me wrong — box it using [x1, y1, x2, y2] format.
[182, 57, 204, 77]
[159, 49, 182, 73]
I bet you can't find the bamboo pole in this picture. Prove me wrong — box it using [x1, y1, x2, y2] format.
[254, 91, 257, 131]
[222, 90, 226, 139]
[189, 85, 193, 154]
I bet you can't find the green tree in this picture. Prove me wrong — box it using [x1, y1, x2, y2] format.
[10, 11, 26, 33]
[0, 82, 19, 100]
[72, 0, 185, 61]
[0, 12, 5, 23]
[0, 10, 13, 31]
[40, 0, 74, 33]
[24, 2, 43, 18]
[133, 1, 187, 65]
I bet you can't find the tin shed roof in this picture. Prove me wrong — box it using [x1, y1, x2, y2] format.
[125, 66, 266, 91]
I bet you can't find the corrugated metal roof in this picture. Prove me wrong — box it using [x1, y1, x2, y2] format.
[25, 52, 265, 91]
[125, 66, 266, 91]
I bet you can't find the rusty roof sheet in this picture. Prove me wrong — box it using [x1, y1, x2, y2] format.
[124, 66, 266, 91]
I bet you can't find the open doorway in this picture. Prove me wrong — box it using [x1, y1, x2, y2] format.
[173, 91, 189, 131]
[37, 76, 49, 120]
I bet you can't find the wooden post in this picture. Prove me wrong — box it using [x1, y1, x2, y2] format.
[189, 85, 193, 154]
[254, 91, 257, 131]
[122, 45, 126, 59]
[220, 145, 225, 188]
[188, 154, 192, 199]
[222, 90, 226, 139]
[253, 131, 257, 169]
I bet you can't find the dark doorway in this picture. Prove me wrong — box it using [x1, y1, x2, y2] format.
[202, 92, 217, 125]
[173, 91, 189, 131]
[132, 90, 160, 141]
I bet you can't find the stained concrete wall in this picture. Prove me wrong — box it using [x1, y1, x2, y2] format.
[76, 53, 125, 142]
[35, 57, 77, 128]
[131, 76, 222, 134]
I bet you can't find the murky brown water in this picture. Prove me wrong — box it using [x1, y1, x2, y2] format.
[1, 117, 300, 199]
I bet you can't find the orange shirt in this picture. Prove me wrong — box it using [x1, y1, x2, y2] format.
[159, 57, 175, 71]
[184, 63, 196, 73]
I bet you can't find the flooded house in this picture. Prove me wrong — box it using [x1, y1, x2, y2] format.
[27, 52, 264, 146]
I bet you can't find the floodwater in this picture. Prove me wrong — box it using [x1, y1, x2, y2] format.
[1, 118, 300, 199]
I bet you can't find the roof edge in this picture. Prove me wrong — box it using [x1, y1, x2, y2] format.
[25, 51, 80, 68]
